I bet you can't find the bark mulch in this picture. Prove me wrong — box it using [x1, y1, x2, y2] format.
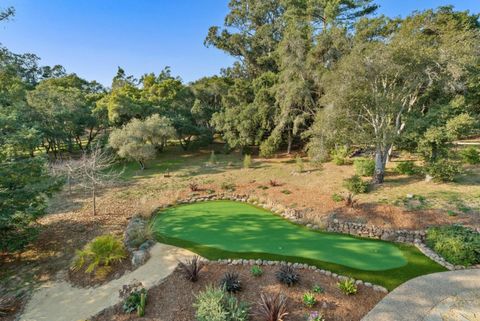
[92, 263, 385, 321]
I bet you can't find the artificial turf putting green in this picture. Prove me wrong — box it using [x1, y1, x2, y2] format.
[152, 200, 445, 290]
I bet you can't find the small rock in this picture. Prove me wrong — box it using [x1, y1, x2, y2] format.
[131, 250, 149, 267]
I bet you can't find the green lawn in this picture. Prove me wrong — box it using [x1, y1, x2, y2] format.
[152, 200, 445, 290]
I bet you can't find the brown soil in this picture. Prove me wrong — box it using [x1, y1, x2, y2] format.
[92, 264, 385, 321]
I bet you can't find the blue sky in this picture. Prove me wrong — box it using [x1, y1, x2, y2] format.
[1, 1, 479, 86]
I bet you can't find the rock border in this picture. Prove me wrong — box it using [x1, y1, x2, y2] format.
[145, 192, 478, 288]
[200, 257, 389, 294]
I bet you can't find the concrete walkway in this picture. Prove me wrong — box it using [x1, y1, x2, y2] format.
[20, 243, 194, 321]
[362, 269, 480, 321]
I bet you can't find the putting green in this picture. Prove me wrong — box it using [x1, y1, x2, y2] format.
[152, 200, 445, 289]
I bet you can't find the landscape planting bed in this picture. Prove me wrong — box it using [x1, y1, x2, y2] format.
[152, 201, 445, 289]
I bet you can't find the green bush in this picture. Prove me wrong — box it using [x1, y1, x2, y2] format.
[331, 147, 349, 165]
[343, 175, 369, 194]
[353, 158, 375, 177]
[209, 151, 217, 165]
[460, 147, 480, 165]
[295, 155, 304, 173]
[243, 154, 252, 169]
[425, 159, 463, 182]
[194, 285, 249, 321]
[302, 292, 316, 307]
[71, 235, 127, 278]
[426, 225, 480, 266]
[337, 279, 357, 295]
[331, 193, 343, 202]
[221, 182, 236, 192]
[250, 265, 263, 277]
[395, 161, 419, 175]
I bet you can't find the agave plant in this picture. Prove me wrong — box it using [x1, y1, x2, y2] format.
[256, 292, 288, 321]
[178, 256, 204, 282]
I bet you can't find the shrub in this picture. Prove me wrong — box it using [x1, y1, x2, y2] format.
[331, 147, 349, 165]
[312, 284, 324, 294]
[194, 286, 227, 321]
[353, 158, 375, 177]
[460, 147, 480, 165]
[395, 161, 419, 175]
[302, 292, 316, 307]
[255, 292, 288, 321]
[243, 154, 252, 169]
[275, 265, 299, 287]
[307, 311, 325, 321]
[425, 160, 463, 182]
[71, 234, 126, 278]
[178, 256, 204, 282]
[189, 182, 200, 191]
[251, 265, 263, 277]
[426, 225, 480, 266]
[120, 282, 147, 315]
[295, 155, 304, 173]
[269, 179, 281, 187]
[280, 189, 291, 195]
[220, 272, 242, 293]
[221, 182, 236, 192]
[331, 193, 343, 202]
[209, 151, 217, 165]
[194, 285, 249, 321]
[337, 279, 357, 295]
[343, 175, 368, 194]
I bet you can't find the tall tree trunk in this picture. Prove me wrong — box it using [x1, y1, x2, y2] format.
[372, 146, 389, 184]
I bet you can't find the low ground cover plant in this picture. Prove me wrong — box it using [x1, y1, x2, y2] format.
[312, 284, 324, 294]
[178, 255, 204, 282]
[256, 292, 288, 321]
[71, 234, 127, 278]
[302, 292, 316, 307]
[220, 272, 242, 293]
[353, 158, 375, 177]
[337, 279, 357, 295]
[275, 265, 299, 287]
[251, 265, 263, 277]
[307, 311, 325, 321]
[194, 285, 249, 321]
[426, 225, 480, 266]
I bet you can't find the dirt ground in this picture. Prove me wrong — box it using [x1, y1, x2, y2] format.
[92, 264, 385, 321]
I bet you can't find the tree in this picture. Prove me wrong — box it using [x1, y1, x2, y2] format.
[0, 157, 61, 253]
[309, 8, 480, 183]
[75, 144, 122, 216]
[109, 114, 175, 169]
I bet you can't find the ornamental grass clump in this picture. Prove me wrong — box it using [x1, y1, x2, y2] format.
[275, 265, 299, 287]
[178, 255, 204, 282]
[71, 234, 126, 278]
